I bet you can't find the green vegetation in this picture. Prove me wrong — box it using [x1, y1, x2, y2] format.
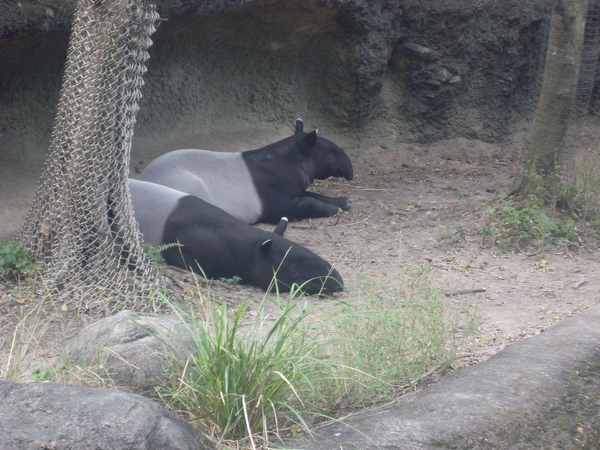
[481, 194, 576, 252]
[310, 266, 477, 411]
[142, 242, 181, 265]
[483, 147, 600, 252]
[0, 263, 477, 449]
[0, 240, 34, 280]
[152, 293, 321, 447]
[0, 296, 54, 382]
[148, 268, 477, 447]
[497, 147, 600, 253]
[218, 275, 242, 285]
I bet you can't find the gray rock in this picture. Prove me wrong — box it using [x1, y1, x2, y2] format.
[448, 74, 462, 84]
[402, 41, 440, 62]
[0, 380, 213, 450]
[62, 310, 191, 394]
[287, 303, 600, 449]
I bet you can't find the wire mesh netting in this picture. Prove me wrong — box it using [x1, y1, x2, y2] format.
[17, 0, 163, 314]
[575, 0, 600, 118]
[533, 0, 600, 185]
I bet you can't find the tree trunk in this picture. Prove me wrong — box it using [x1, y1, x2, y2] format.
[518, 0, 589, 199]
[17, 0, 161, 313]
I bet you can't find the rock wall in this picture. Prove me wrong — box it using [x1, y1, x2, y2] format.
[0, 0, 561, 165]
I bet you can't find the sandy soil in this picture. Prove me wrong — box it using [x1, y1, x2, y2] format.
[1, 130, 599, 375]
[277, 133, 599, 364]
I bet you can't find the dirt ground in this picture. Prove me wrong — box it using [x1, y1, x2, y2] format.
[330, 138, 598, 364]
[276, 130, 600, 365]
[1, 128, 599, 376]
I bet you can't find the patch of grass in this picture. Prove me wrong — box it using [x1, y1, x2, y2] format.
[151, 292, 325, 448]
[0, 240, 34, 281]
[307, 265, 478, 412]
[0, 276, 115, 386]
[1, 263, 477, 449]
[0, 294, 58, 382]
[508, 151, 600, 244]
[480, 194, 576, 252]
[150, 267, 478, 447]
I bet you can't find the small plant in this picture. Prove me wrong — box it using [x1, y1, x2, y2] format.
[142, 242, 181, 265]
[218, 275, 242, 285]
[480, 195, 575, 251]
[152, 294, 327, 447]
[0, 240, 34, 280]
[440, 222, 468, 243]
[29, 364, 57, 382]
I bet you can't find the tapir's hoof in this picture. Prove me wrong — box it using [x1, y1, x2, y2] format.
[340, 197, 352, 211]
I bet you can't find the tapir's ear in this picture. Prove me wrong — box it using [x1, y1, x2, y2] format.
[294, 118, 303, 134]
[273, 217, 288, 236]
[260, 239, 273, 254]
[299, 130, 317, 154]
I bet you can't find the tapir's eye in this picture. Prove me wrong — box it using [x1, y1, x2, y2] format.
[288, 264, 298, 275]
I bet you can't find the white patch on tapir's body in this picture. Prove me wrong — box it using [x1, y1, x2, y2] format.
[129, 179, 183, 246]
[138, 150, 263, 224]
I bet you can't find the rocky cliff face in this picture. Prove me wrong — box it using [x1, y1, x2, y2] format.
[0, 0, 560, 163]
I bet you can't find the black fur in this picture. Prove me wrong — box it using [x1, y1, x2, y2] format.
[130, 180, 343, 295]
[242, 119, 354, 223]
[138, 118, 354, 225]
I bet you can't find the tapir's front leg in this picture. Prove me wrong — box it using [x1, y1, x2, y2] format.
[301, 191, 352, 211]
[286, 195, 344, 221]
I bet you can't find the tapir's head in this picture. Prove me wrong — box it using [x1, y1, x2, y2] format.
[247, 218, 344, 295]
[294, 119, 354, 181]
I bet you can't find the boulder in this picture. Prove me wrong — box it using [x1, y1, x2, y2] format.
[62, 310, 190, 394]
[0, 380, 213, 450]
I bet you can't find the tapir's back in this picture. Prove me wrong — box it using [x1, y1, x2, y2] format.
[138, 149, 263, 223]
[128, 179, 184, 246]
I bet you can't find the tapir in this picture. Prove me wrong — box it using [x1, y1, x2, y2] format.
[137, 119, 354, 224]
[128, 179, 343, 295]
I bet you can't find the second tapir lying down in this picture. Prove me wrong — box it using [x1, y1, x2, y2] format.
[137, 119, 354, 224]
[129, 179, 343, 295]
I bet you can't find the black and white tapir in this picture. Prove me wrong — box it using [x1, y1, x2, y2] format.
[129, 179, 343, 295]
[137, 119, 354, 224]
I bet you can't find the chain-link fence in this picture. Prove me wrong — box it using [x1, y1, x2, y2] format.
[17, 0, 163, 314]
[575, 0, 600, 118]
[534, 0, 600, 183]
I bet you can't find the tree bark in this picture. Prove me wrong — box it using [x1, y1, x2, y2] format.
[518, 0, 589, 199]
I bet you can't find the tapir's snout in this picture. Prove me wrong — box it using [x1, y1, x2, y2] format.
[343, 166, 354, 181]
[305, 267, 344, 296]
[340, 155, 354, 181]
